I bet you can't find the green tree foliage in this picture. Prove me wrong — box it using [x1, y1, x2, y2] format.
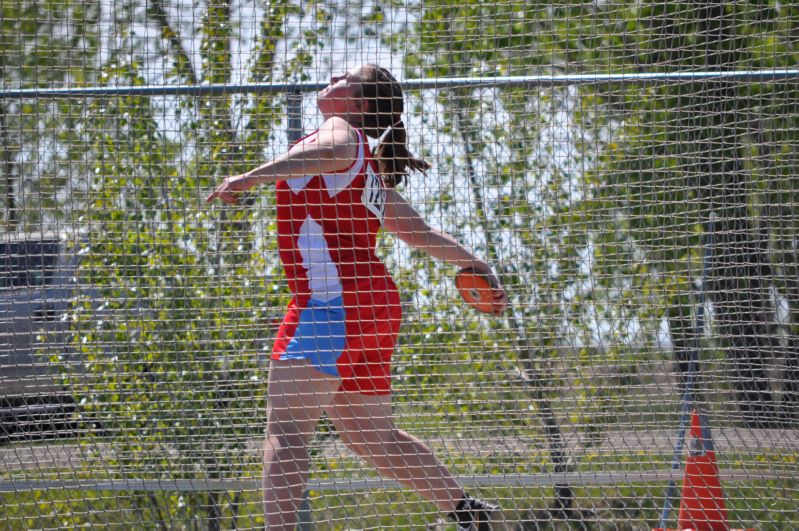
[0, 0, 100, 230]
[577, 1, 799, 425]
[408, 0, 799, 430]
[52, 1, 331, 526]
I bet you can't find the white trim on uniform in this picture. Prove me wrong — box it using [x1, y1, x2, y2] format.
[296, 216, 343, 302]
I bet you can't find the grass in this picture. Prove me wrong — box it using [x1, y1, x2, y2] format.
[2, 447, 797, 530]
[2, 482, 797, 529]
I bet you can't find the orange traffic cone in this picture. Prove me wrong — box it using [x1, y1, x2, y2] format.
[676, 408, 728, 531]
[652, 409, 755, 531]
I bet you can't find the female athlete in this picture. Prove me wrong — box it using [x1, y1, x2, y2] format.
[207, 64, 508, 530]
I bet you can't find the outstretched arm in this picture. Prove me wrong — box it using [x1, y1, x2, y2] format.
[206, 117, 359, 204]
[382, 188, 508, 308]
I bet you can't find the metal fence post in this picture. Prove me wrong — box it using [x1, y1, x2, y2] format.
[287, 91, 303, 144]
[297, 490, 313, 531]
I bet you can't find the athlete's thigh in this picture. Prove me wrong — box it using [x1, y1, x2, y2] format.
[266, 358, 340, 437]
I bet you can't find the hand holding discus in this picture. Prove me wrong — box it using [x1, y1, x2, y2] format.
[455, 266, 509, 315]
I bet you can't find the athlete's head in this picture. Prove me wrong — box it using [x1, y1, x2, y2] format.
[317, 64, 430, 188]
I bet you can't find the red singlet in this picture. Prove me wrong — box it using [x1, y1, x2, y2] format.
[271, 127, 402, 395]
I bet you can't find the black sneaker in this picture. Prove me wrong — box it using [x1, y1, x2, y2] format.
[452, 496, 500, 531]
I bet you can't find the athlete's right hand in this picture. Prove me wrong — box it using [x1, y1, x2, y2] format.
[206, 174, 252, 204]
[469, 261, 509, 315]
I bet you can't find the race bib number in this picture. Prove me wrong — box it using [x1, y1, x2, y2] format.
[362, 166, 385, 223]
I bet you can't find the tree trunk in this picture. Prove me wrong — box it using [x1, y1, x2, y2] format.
[1, 100, 17, 231]
[0, 47, 15, 231]
[669, 295, 701, 398]
[689, 1, 783, 426]
[705, 210, 781, 426]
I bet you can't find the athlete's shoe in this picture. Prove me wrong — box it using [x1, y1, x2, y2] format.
[451, 495, 500, 531]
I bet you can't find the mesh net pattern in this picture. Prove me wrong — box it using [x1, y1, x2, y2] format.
[1, 1, 798, 529]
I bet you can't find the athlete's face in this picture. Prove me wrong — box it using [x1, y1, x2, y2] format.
[317, 67, 366, 119]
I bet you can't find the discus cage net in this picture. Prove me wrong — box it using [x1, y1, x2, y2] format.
[1, 1, 798, 529]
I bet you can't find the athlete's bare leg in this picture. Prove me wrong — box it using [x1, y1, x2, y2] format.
[325, 390, 465, 513]
[263, 359, 340, 530]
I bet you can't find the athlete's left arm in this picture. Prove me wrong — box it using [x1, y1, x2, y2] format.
[383, 188, 507, 298]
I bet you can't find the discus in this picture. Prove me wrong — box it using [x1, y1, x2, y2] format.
[455, 267, 502, 314]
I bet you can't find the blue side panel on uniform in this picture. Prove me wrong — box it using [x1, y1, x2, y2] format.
[281, 296, 347, 376]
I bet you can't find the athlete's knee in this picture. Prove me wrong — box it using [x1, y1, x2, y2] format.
[264, 440, 310, 481]
[265, 428, 312, 462]
[340, 432, 373, 459]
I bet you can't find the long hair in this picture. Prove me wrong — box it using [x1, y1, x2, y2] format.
[357, 64, 430, 188]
